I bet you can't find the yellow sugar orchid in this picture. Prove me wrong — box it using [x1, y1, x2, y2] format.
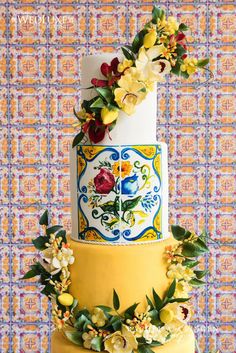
[114, 72, 147, 115]
[118, 58, 133, 73]
[123, 66, 155, 91]
[135, 46, 171, 83]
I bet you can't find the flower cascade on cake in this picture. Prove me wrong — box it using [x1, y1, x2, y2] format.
[22, 211, 211, 353]
[72, 6, 209, 146]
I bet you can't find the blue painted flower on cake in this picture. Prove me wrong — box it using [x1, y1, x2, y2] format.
[121, 174, 139, 195]
[141, 191, 158, 212]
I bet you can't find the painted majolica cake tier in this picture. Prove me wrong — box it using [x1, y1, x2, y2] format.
[70, 143, 168, 243]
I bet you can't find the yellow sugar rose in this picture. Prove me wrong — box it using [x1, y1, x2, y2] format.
[180, 57, 198, 75]
[104, 325, 138, 353]
[114, 72, 147, 115]
[58, 293, 74, 307]
[101, 106, 119, 125]
[118, 59, 133, 73]
[144, 28, 157, 48]
[91, 307, 107, 327]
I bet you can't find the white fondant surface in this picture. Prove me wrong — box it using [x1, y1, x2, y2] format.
[80, 54, 157, 145]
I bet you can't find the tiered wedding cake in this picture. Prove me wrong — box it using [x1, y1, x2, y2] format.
[51, 53, 195, 353]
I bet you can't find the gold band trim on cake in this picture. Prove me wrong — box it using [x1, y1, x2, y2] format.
[70, 233, 170, 246]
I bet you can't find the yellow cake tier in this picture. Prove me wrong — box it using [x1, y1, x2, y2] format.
[51, 326, 195, 353]
[69, 236, 177, 312]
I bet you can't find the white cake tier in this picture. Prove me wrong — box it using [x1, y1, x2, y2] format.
[80, 54, 157, 145]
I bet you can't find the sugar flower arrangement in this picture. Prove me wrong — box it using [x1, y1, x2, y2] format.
[23, 211, 212, 353]
[72, 6, 209, 146]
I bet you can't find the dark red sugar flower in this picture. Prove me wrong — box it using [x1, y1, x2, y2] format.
[175, 32, 187, 49]
[91, 57, 121, 87]
[88, 120, 106, 144]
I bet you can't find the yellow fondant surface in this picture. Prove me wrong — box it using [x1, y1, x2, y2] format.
[69, 236, 177, 311]
[51, 326, 195, 353]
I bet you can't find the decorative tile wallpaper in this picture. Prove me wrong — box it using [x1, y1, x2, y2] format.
[0, 1, 235, 353]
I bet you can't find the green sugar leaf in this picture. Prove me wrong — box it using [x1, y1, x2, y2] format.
[32, 236, 48, 250]
[64, 330, 83, 346]
[110, 315, 122, 331]
[182, 242, 206, 257]
[168, 297, 190, 303]
[138, 345, 155, 353]
[182, 259, 200, 268]
[72, 131, 85, 148]
[96, 305, 113, 313]
[197, 58, 209, 68]
[90, 97, 105, 109]
[21, 269, 37, 280]
[46, 225, 63, 236]
[124, 302, 139, 319]
[189, 278, 206, 287]
[39, 210, 48, 226]
[113, 289, 120, 311]
[121, 47, 134, 61]
[152, 288, 163, 310]
[171, 225, 189, 241]
[194, 270, 209, 279]
[91, 336, 103, 352]
[166, 279, 176, 298]
[146, 295, 154, 310]
[95, 87, 113, 103]
[179, 23, 189, 31]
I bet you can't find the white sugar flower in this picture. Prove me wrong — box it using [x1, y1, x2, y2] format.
[135, 46, 171, 83]
[143, 324, 170, 345]
[160, 303, 192, 326]
[174, 281, 192, 298]
[167, 263, 195, 282]
[82, 331, 97, 349]
[52, 245, 75, 269]
[41, 243, 74, 275]
[91, 307, 107, 327]
[143, 324, 160, 344]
